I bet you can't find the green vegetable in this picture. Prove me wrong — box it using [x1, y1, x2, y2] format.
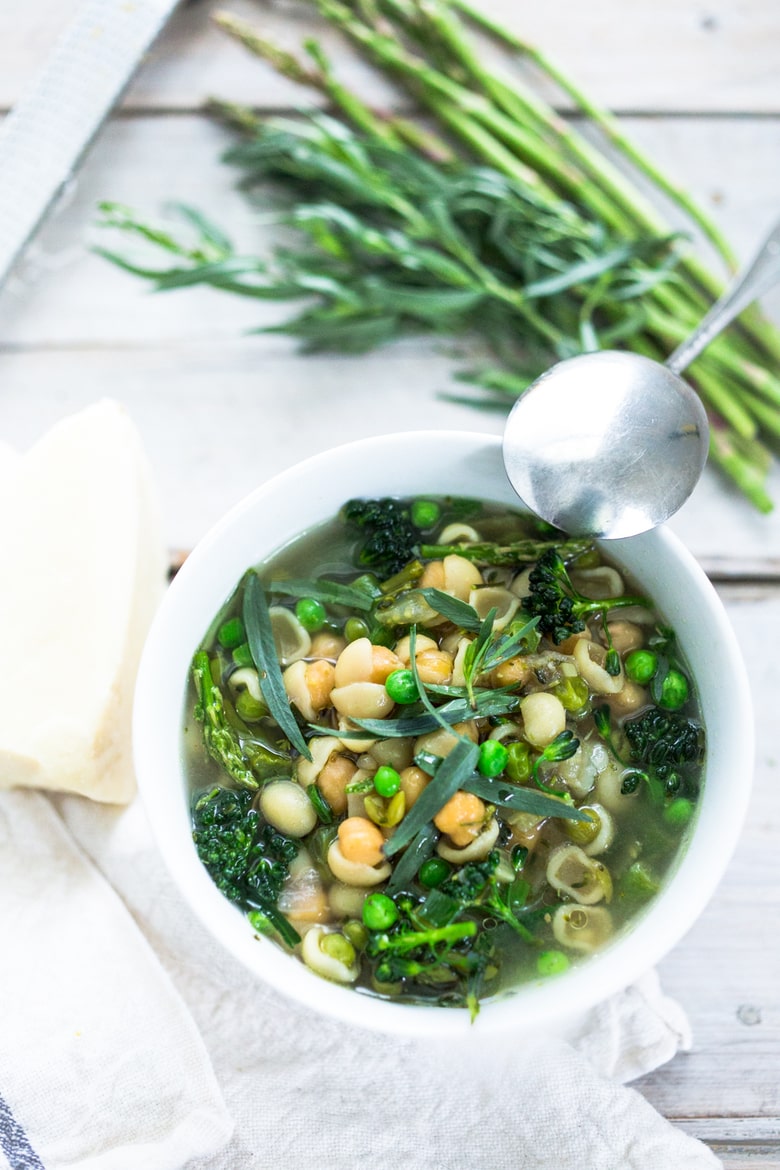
[537, 949, 570, 977]
[191, 650, 258, 790]
[663, 796, 694, 827]
[658, 668, 689, 711]
[624, 648, 659, 684]
[623, 706, 703, 774]
[342, 497, 418, 576]
[477, 739, 508, 777]
[526, 548, 646, 644]
[344, 616, 370, 642]
[553, 675, 590, 711]
[420, 537, 593, 567]
[362, 892, 400, 931]
[294, 597, 327, 632]
[531, 730, 580, 795]
[505, 740, 531, 783]
[374, 765, 402, 797]
[192, 785, 301, 947]
[419, 857, 452, 888]
[217, 617, 245, 649]
[384, 668, 420, 704]
[439, 852, 535, 943]
[411, 499, 441, 529]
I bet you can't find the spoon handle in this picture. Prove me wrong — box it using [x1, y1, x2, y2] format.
[666, 217, 780, 375]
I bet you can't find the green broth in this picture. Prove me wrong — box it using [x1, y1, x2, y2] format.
[184, 497, 704, 1013]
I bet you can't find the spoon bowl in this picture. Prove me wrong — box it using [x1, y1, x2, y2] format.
[502, 215, 780, 536]
[502, 351, 709, 539]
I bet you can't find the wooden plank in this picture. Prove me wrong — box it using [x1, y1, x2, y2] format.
[2, 0, 780, 115]
[634, 594, 780, 1128]
[0, 338, 779, 561]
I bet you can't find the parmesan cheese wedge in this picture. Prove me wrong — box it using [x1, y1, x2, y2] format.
[0, 401, 166, 802]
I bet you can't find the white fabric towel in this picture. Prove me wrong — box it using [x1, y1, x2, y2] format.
[0, 789, 722, 1170]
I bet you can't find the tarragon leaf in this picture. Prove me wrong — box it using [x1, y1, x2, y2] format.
[243, 572, 311, 760]
[419, 587, 483, 631]
[383, 738, 480, 857]
[267, 576, 377, 610]
[463, 775, 590, 822]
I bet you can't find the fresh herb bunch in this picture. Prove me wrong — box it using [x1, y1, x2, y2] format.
[94, 0, 780, 511]
[192, 785, 301, 946]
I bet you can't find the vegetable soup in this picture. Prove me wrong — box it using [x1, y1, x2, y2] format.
[184, 497, 704, 1015]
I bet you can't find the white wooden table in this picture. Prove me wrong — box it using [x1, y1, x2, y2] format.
[1, 2, 779, 1164]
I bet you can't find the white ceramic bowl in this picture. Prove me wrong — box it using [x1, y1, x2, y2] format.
[134, 431, 753, 1036]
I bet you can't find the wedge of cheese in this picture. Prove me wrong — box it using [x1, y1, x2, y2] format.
[0, 401, 166, 802]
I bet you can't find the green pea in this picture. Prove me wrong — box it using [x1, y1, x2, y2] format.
[343, 919, 368, 950]
[563, 805, 601, 846]
[659, 669, 689, 710]
[478, 739, 508, 778]
[345, 617, 370, 643]
[362, 892, 400, 931]
[664, 796, 694, 827]
[505, 741, 531, 783]
[537, 950, 570, 977]
[217, 616, 245, 650]
[295, 597, 327, 632]
[624, 649, 658, 684]
[418, 857, 452, 888]
[235, 690, 266, 722]
[374, 765, 402, 797]
[411, 499, 441, 529]
[385, 668, 420, 704]
[320, 933, 357, 965]
[622, 861, 660, 899]
[553, 676, 589, 711]
[232, 642, 254, 668]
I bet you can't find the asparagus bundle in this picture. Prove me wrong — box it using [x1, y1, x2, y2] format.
[96, 0, 780, 510]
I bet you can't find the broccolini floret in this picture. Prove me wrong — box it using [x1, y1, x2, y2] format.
[623, 707, 704, 776]
[526, 548, 646, 645]
[342, 497, 419, 576]
[192, 785, 301, 947]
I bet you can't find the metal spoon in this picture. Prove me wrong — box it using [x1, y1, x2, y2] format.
[502, 218, 780, 538]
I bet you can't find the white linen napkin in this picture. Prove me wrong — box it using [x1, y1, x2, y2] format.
[0, 790, 721, 1170]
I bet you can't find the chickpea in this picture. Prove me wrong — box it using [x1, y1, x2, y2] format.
[318, 753, 357, 816]
[443, 555, 483, 601]
[394, 633, 438, 664]
[370, 645, 403, 684]
[420, 560, 445, 590]
[492, 655, 530, 689]
[338, 816, 386, 867]
[305, 659, 336, 711]
[434, 791, 486, 847]
[399, 765, 430, 809]
[520, 691, 566, 748]
[310, 631, 347, 659]
[415, 648, 453, 685]
[284, 659, 334, 722]
[607, 679, 648, 716]
[607, 620, 644, 655]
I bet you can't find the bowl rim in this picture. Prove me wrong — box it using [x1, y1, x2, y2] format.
[133, 429, 754, 1036]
